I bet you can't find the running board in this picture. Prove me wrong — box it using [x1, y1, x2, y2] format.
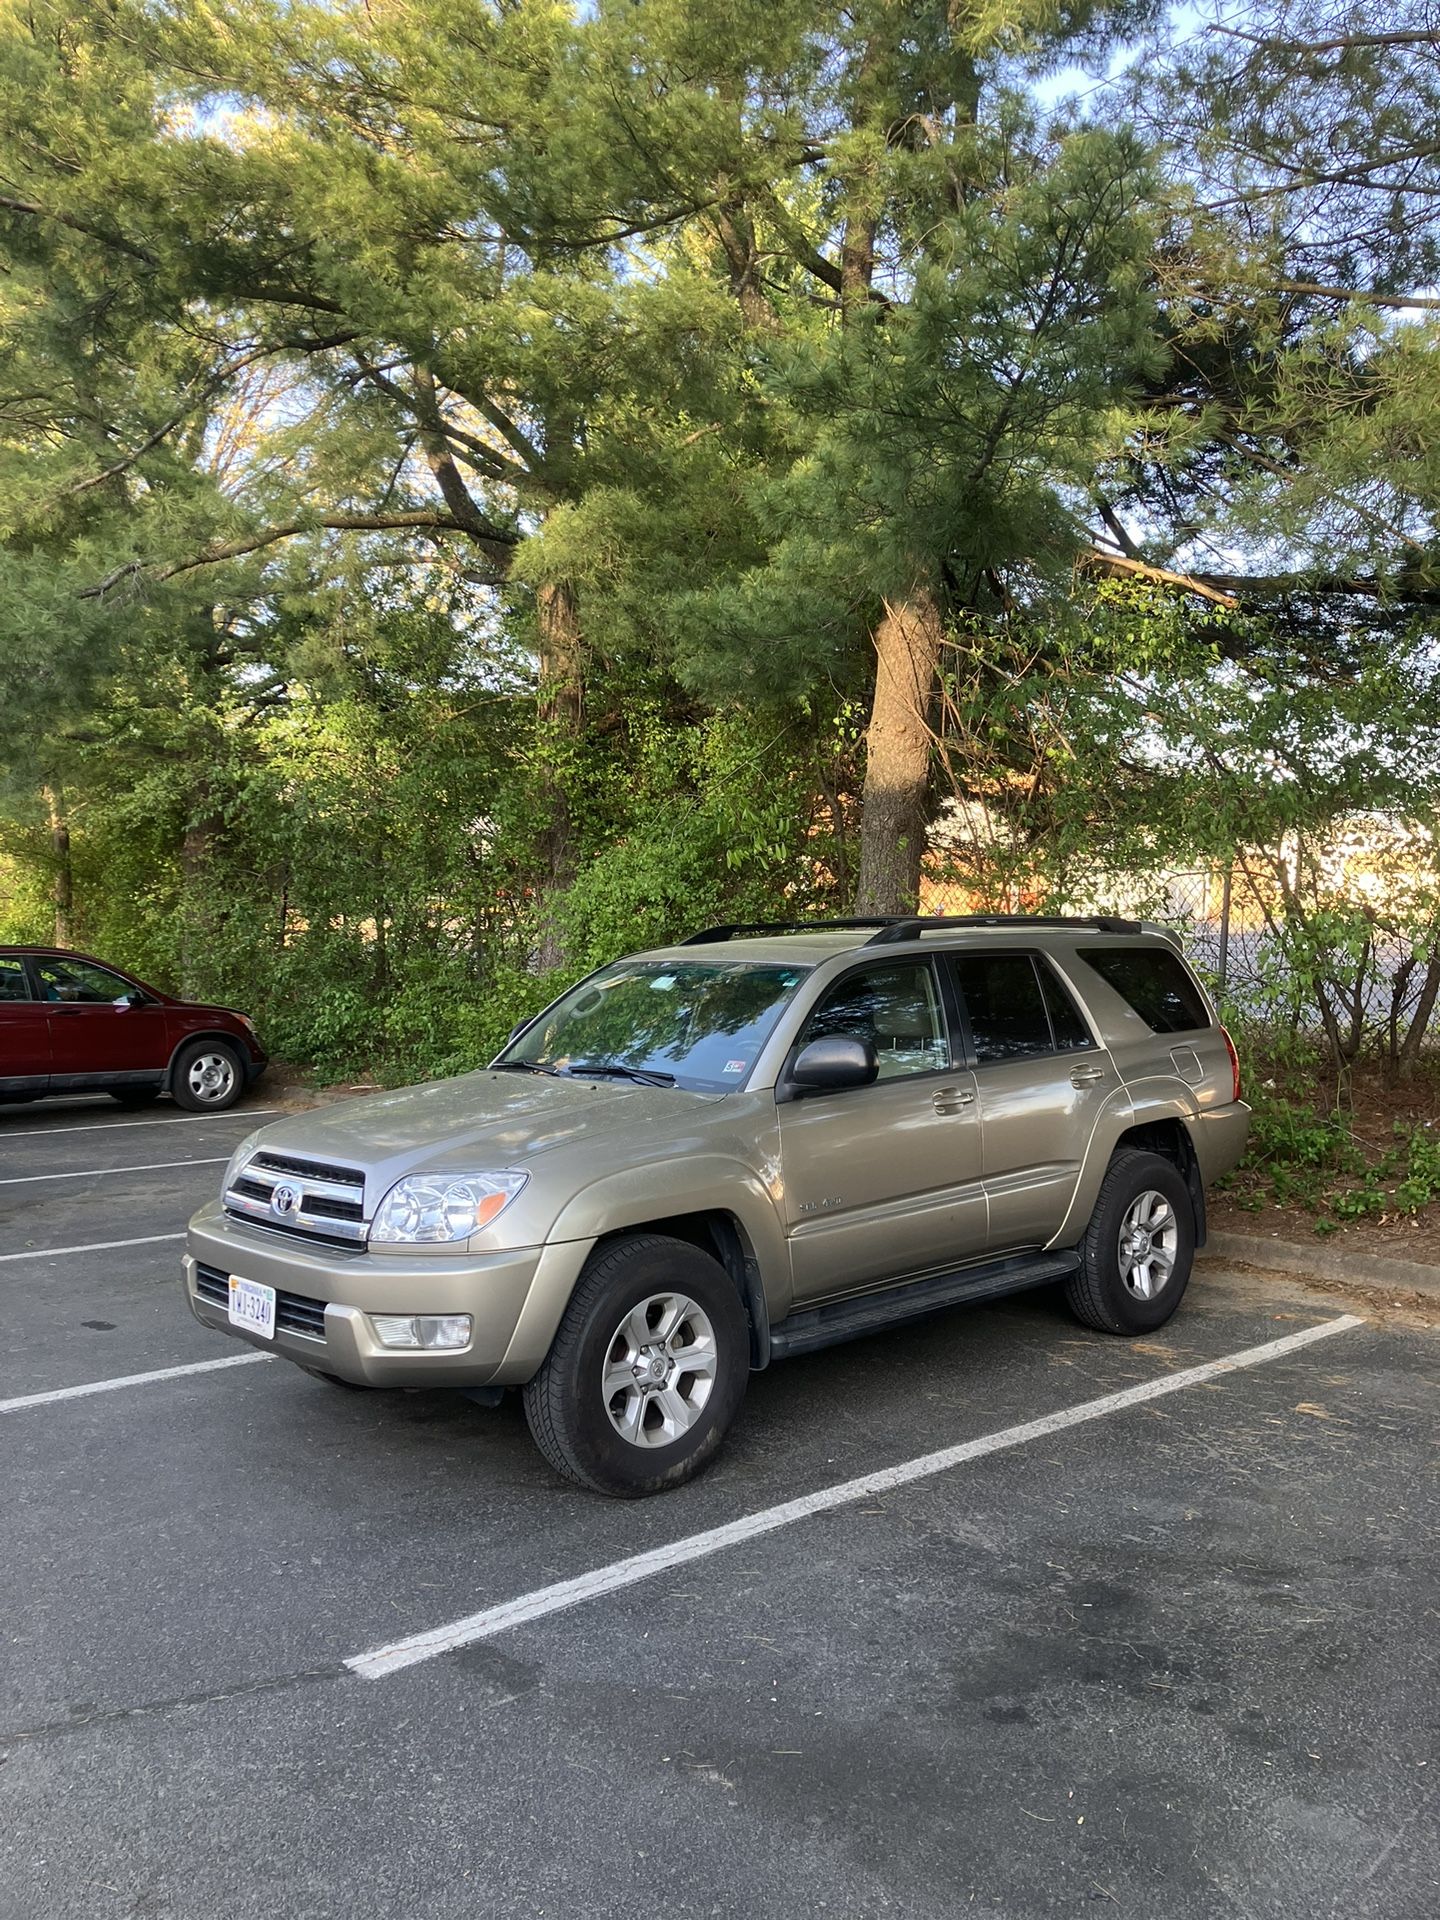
[767, 1249, 1080, 1362]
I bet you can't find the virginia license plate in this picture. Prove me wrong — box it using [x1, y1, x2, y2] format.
[227, 1275, 276, 1340]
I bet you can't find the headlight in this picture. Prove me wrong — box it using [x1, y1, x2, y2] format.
[370, 1170, 529, 1245]
[223, 1129, 262, 1192]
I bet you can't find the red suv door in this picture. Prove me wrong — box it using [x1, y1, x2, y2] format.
[33, 953, 170, 1088]
[0, 954, 50, 1095]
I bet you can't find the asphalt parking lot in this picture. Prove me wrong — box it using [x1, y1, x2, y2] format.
[1, 1094, 1436, 1919]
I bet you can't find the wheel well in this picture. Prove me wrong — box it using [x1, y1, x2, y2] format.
[1113, 1119, 1207, 1245]
[591, 1211, 770, 1368]
[164, 1030, 245, 1087]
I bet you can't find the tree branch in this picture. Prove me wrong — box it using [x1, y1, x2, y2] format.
[1217, 28, 1440, 55]
[0, 192, 158, 265]
[1080, 548, 1239, 607]
[1265, 281, 1440, 311]
[80, 510, 517, 599]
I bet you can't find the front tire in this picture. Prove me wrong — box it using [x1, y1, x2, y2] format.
[171, 1038, 245, 1112]
[1065, 1149, 1196, 1335]
[522, 1234, 749, 1498]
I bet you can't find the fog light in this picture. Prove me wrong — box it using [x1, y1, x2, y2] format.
[371, 1314, 472, 1351]
[373, 1315, 421, 1349]
[418, 1315, 472, 1350]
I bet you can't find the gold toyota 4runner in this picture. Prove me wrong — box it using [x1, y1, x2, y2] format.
[185, 916, 1250, 1497]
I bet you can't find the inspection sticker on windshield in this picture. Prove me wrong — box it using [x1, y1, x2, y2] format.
[723, 1060, 747, 1074]
[228, 1275, 276, 1340]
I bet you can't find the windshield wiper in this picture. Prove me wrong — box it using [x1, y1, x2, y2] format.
[561, 1062, 676, 1087]
[490, 1060, 561, 1076]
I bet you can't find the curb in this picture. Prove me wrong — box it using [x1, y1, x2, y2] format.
[1202, 1230, 1440, 1302]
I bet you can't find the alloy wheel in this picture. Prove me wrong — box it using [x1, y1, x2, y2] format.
[601, 1292, 718, 1448]
[1117, 1189, 1178, 1300]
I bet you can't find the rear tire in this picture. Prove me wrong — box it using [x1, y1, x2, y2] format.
[1065, 1149, 1196, 1335]
[522, 1234, 749, 1498]
[171, 1038, 245, 1112]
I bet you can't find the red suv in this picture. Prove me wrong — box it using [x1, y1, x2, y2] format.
[0, 947, 267, 1112]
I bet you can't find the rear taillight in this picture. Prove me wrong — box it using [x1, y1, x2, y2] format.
[1220, 1025, 1242, 1102]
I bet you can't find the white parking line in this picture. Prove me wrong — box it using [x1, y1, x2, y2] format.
[0, 1232, 185, 1264]
[0, 1108, 277, 1141]
[0, 1350, 271, 1414]
[348, 1314, 1366, 1680]
[0, 1157, 227, 1186]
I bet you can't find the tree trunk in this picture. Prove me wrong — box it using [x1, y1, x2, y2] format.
[534, 577, 584, 969]
[853, 589, 944, 915]
[1395, 950, 1440, 1080]
[41, 783, 73, 948]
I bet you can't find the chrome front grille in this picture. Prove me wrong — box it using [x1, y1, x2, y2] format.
[194, 1263, 327, 1341]
[223, 1149, 367, 1246]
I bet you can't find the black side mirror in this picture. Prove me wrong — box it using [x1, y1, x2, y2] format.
[789, 1033, 879, 1095]
[124, 990, 148, 1009]
[506, 1019, 529, 1044]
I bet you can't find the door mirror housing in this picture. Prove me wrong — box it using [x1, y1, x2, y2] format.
[123, 990, 149, 1009]
[789, 1034, 879, 1095]
[506, 1019, 530, 1044]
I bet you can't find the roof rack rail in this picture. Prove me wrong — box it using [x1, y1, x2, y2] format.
[865, 914, 1143, 945]
[678, 917, 907, 945]
[680, 913, 1149, 947]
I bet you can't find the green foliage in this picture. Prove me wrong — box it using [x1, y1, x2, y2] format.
[550, 707, 838, 973]
[1, 0, 1439, 1105]
[1225, 1043, 1440, 1231]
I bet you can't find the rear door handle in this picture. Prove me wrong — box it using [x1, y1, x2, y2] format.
[933, 1086, 975, 1114]
[1070, 1065, 1107, 1086]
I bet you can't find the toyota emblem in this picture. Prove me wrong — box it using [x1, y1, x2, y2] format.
[270, 1182, 300, 1219]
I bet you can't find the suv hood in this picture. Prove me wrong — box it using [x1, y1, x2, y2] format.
[244, 1069, 722, 1202]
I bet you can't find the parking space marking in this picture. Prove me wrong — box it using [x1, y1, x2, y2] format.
[0, 1109, 277, 1141]
[0, 1351, 270, 1414]
[348, 1314, 1366, 1681]
[0, 1157, 227, 1186]
[0, 1233, 185, 1264]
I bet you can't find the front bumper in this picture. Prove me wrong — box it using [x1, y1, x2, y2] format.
[184, 1201, 567, 1388]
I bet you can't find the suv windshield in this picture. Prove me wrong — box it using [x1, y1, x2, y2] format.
[499, 959, 809, 1092]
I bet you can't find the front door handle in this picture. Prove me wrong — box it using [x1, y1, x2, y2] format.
[933, 1086, 975, 1114]
[1070, 1065, 1107, 1086]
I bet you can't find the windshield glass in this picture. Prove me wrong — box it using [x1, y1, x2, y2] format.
[498, 960, 809, 1092]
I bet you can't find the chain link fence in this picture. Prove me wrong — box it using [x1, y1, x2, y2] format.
[924, 850, 1440, 1059]
[1064, 866, 1439, 1056]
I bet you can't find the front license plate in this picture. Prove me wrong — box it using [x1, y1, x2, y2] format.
[228, 1275, 276, 1340]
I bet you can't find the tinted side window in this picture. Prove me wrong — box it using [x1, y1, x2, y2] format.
[1084, 946, 1210, 1033]
[951, 955, 1053, 1064]
[34, 958, 132, 1005]
[1038, 962, 1095, 1052]
[0, 956, 33, 1002]
[799, 962, 948, 1081]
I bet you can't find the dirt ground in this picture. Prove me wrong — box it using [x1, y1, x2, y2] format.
[1218, 1055, 1440, 1264]
[1210, 1191, 1440, 1265]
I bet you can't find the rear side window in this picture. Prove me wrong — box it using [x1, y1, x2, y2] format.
[0, 955, 33, 1002]
[1084, 945, 1210, 1033]
[1037, 963, 1096, 1052]
[951, 954, 1054, 1064]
